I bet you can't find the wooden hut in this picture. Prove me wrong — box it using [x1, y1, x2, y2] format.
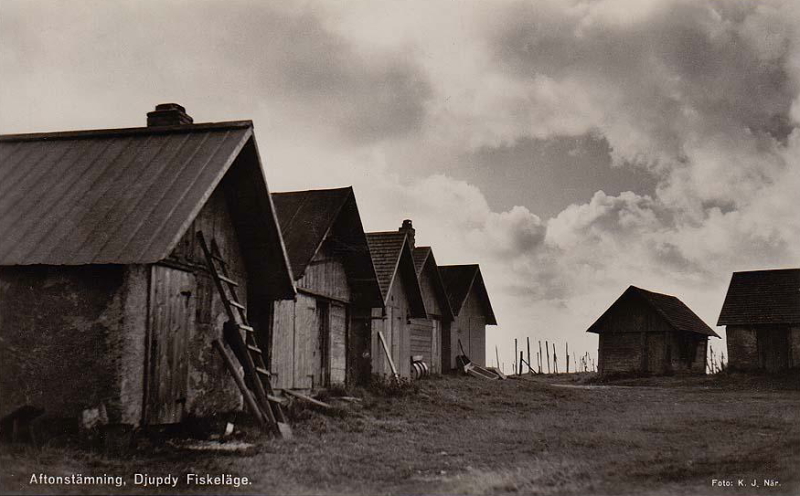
[0, 104, 295, 432]
[587, 286, 719, 376]
[411, 246, 455, 374]
[366, 231, 427, 378]
[266, 187, 383, 390]
[718, 268, 800, 371]
[439, 265, 497, 369]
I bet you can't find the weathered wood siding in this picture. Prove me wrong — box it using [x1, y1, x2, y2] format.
[726, 325, 799, 371]
[598, 333, 642, 374]
[448, 287, 487, 368]
[296, 242, 352, 302]
[167, 187, 248, 416]
[268, 243, 353, 389]
[348, 307, 372, 386]
[726, 326, 758, 370]
[410, 265, 442, 371]
[372, 272, 412, 377]
[147, 266, 195, 424]
[329, 303, 347, 384]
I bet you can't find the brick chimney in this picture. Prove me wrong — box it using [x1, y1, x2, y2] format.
[399, 219, 415, 249]
[147, 103, 194, 127]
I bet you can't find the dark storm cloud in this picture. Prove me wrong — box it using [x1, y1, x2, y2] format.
[196, 4, 433, 144]
[488, 0, 797, 165]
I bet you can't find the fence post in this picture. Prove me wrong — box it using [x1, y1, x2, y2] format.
[546, 340, 551, 374]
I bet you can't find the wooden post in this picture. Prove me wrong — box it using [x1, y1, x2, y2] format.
[552, 342, 558, 374]
[546, 340, 551, 374]
[538, 341, 543, 373]
[514, 338, 518, 376]
[495, 345, 500, 369]
[519, 351, 523, 375]
[527, 337, 532, 373]
[566, 342, 570, 374]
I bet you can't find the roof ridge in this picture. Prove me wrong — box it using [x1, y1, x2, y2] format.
[0, 120, 254, 142]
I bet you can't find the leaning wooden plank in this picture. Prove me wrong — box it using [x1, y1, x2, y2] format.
[283, 389, 332, 409]
[377, 331, 400, 380]
[487, 367, 507, 380]
[467, 368, 498, 380]
[212, 340, 266, 428]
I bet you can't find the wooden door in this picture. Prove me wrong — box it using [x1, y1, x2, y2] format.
[430, 319, 440, 373]
[147, 265, 195, 424]
[294, 296, 317, 389]
[329, 303, 347, 385]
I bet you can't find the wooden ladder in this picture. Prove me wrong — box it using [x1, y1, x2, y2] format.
[197, 231, 292, 439]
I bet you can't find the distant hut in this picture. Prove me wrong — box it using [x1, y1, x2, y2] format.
[267, 188, 383, 389]
[0, 104, 295, 432]
[439, 265, 497, 369]
[587, 286, 719, 376]
[717, 268, 800, 371]
[366, 231, 427, 378]
[397, 221, 454, 374]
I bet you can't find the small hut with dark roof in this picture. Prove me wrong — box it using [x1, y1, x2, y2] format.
[439, 264, 497, 369]
[718, 268, 800, 371]
[366, 230, 427, 378]
[397, 221, 454, 374]
[587, 286, 719, 376]
[0, 104, 295, 431]
[268, 187, 383, 389]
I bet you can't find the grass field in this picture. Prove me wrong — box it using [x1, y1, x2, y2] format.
[1, 372, 798, 496]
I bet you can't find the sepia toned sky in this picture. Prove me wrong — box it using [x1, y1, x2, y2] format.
[2, 0, 799, 369]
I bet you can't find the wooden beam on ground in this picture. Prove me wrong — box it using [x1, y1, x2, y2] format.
[283, 389, 333, 409]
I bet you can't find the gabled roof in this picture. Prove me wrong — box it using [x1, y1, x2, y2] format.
[413, 247, 455, 321]
[439, 264, 497, 325]
[366, 231, 426, 318]
[0, 121, 295, 298]
[717, 268, 800, 325]
[587, 286, 719, 337]
[272, 187, 383, 307]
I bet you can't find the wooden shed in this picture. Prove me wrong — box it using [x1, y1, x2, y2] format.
[587, 286, 719, 376]
[439, 265, 497, 369]
[366, 231, 427, 378]
[718, 268, 800, 371]
[266, 187, 383, 390]
[0, 104, 295, 431]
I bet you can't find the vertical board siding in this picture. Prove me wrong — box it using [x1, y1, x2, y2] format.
[727, 326, 759, 370]
[167, 187, 248, 416]
[329, 303, 347, 384]
[297, 243, 352, 302]
[295, 295, 318, 389]
[148, 266, 195, 424]
[410, 320, 433, 363]
[271, 300, 296, 389]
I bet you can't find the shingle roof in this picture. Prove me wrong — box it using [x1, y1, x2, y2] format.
[366, 231, 426, 317]
[272, 187, 383, 307]
[717, 268, 800, 325]
[413, 247, 454, 321]
[0, 121, 295, 298]
[587, 286, 719, 337]
[439, 264, 497, 325]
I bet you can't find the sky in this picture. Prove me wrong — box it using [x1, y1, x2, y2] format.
[2, 0, 799, 371]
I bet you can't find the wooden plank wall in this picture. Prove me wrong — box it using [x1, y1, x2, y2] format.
[371, 272, 412, 378]
[148, 266, 195, 424]
[166, 188, 248, 417]
[297, 242, 351, 302]
[329, 303, 347, 384]
[726, 326, 758, 370]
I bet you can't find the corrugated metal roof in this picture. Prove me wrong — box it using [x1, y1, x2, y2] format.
[272, 187, 383, 307]
[0, 120, 296, 298]
[366, 231, 426, 317]
[0, 122, 251, 264]
[587, 286, 718, 337]
[439, 264, 498, 325]
[717, 268, 800, 325]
